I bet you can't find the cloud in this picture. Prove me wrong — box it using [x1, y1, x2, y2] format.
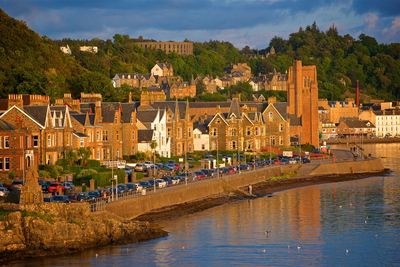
[0, 0, 399, 46]
[352, 0, 400, 17]
[383, 16, 400, 36]
[364, 13, 379, 29]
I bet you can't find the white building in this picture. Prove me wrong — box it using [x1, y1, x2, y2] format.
[150, 63, 173, 77]
[360, 109, 400, 137]
[137, 109, 171, 157]
[60, 45, 72, 55]
[79, 46, 98, 53]
[193, 122, 209, 151]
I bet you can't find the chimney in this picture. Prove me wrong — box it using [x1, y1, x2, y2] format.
[268, 96, 276, 104]
[95, 101, 102, 123]
[356, 80, 360, 108]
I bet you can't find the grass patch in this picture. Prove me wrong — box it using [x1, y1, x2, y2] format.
[269, 173, 293, 182]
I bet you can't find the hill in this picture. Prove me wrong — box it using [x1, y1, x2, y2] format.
[0, 8, 399, 101]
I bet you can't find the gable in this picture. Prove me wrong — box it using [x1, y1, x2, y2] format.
[0, 105, 44, 129]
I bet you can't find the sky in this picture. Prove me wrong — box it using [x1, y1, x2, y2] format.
[1, 0, 399, 48]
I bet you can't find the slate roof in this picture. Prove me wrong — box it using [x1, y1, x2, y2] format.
[0, 119, 15, 130]
[228, 98, 241, 118]
[80, 103, 95, 114]
[138, 129, 154, 142]
[120, 102, 139, 123]
[151, 101, 187, 119]
[273, 102, 288, 119]
[101, 102, 120, 123]
[71, 113, 95, 126]
[137, 110, 158, 124]
[73, 132, 88, 138]
[193, 121, 209, 134]
[50, 106, 67, 126]
[374, 109, 400, 116]
[23, 105, 48, 126]
[342, 119, 375, 128]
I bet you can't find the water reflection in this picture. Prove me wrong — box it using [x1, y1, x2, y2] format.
[8, 144, 400, 267]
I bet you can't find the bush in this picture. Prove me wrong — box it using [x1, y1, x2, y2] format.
[87, 160, 100, 168]
[38, 170, 50, 179]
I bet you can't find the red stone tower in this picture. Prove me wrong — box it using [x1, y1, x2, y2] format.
[287, 60, 319, 147]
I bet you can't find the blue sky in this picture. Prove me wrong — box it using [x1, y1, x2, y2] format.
[1, 0, 399, 48]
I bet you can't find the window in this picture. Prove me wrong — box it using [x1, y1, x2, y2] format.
[116, 131, 119, 141]
[232, 141, 236, 150]
[4, 136, 9, 148]
[0, 137, 2, 148]
[80, 138, 84, 147]
[5, 157, 9, 170]
[0, 158, 3, 170]
[167, 128, 171, 138]
[255, 127, 259, 136]
[246, 127, 251, 136]
[279, 124, 284, 132]
[103, 131, 108, 141]
[96, 131, 100, 141]
[201, 144, 205, 150]
[47, 135, 52, 147]
[212, 128, 217, 136]
[269, 112, 273, 121]
[271, 136, 276, 146]
[97, 150, 101, 160]
[32, 135, 39, 147]
[279, 136, 283, 145]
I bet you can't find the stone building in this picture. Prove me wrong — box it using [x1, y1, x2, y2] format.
[318, 99, 358, 124]
[151, 63, 174, 77]
[359, 109, 400, 137]
[337, 118, 375, 137]
[135, 41, 193, 55]
[287, 60, 319, 147]
[169, 81, 196, 99]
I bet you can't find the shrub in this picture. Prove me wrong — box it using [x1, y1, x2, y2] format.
[87, 160, 100, 168]
[39, 170, 50, 179]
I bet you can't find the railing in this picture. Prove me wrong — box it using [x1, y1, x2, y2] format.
[88, 161, 305, 212]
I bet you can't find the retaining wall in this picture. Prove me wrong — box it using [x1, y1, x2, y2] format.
[105, 159, 384, 219]
[309, 158, 384, 176]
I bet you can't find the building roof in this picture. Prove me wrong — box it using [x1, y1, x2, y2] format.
[342, 118, 375, 128]
[0, 119, 15, 130]
[273, 102, 288, 119]
[288, 114, 302, 126]
[228, 98, 241, 118]
[101, 102, 120, 123]
[374, 109, 400, 116]
[120, 102, 139, 123]
[193, 121, 209, 134]
[137, 110, 158, 124]
[23, 105, 48, 126]
[138, 129, 154, 142]
[73, 131, 88, 138]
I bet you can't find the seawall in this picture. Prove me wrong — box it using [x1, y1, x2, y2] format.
[309, 158, 384, 176]
[105, 158, 385, 219]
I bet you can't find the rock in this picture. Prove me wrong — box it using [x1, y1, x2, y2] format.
[0, 203, 167, 263]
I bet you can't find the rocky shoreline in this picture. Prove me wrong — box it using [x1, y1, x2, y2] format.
[136, 169, 390, 223]
[0, 203, 167, 264]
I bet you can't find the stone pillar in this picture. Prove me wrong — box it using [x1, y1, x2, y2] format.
[19, 167, 43, 205]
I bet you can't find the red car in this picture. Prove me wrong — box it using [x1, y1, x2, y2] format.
[194, 171, 206, 180]
[47, 182, 65, 193]
[273, 160, 281, 165]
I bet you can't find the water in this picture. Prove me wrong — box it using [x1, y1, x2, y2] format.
[9, 144, 400, 267]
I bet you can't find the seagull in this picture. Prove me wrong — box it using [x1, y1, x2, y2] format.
[365, 220, 368, 224]
[265, 229, 271, 237]
[263, 249, 267, 253]
[339, 205, 343, 208]
[346, 249, 349, 254]
[297, 245, 301, 251]
[182, 246, 185, 250]
[95, 253, 98, 258]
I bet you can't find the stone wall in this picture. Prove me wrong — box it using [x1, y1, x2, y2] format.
[104, 159, 385, 219]
[309, 158, 384, 176]
[105, 165, 300, 219]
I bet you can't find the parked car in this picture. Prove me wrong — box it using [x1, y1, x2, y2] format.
[171, 176, 181, 185]
[139, 181, 152, 188]
[134, 163, 147, 172]
[144, 161, 154, 169]
[126, 183, 142, 192]
[47, 182, 64, 193]
[155, 179, 167, 188]
[62, 182, 75, 191]
[288, 158, 297, 164]
[51, 195, 71, 203]
[0, 187, 9, 197]
[11, 180, 24, 190]
[117, 184, 128, 193]
[87, 191, 101, 199]
[194, 171, 206, 180]
[302, 157, 311, 163]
